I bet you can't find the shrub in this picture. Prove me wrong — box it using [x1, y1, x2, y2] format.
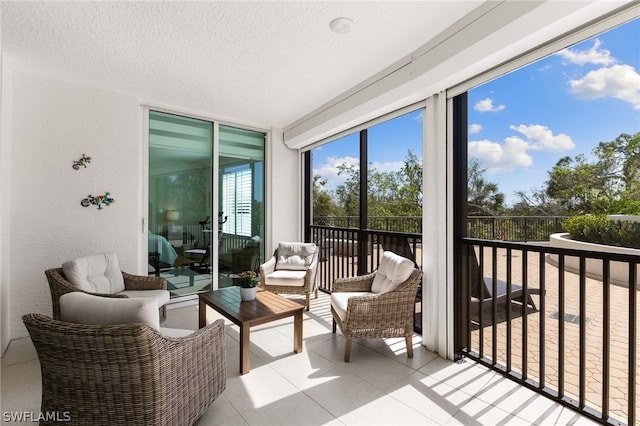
[562, 215, 640, 249]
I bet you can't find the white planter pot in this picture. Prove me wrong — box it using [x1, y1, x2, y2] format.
[548, 232, 640, 286]
[240, 286, 257, 301]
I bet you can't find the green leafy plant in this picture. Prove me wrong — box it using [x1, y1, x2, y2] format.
[562, 215, 640, 249]
[237, 270, 259, 288]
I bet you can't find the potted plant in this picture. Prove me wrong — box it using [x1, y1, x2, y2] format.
[237, 270, 259, 301]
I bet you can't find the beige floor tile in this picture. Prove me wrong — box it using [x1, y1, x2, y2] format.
[387, 371, 468, 424]
[1, 290, 600, 426]
[302, 370, 385, 418]
[337, 393, 432, 425]
[1, 337, 38, 366]
[1, 359, 42, 416]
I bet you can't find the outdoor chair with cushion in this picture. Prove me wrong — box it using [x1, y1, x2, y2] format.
[331, 251, 423, 362]
[259, 242, 319, 310]
[23, 292, 226, 426]
[45, 252, 170, 322]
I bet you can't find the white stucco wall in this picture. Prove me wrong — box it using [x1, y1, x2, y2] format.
[266, 128, 300, 252]
[1, 70, 299, 344]
[6, 70, 141, 339]
[1, 55, 11, 354]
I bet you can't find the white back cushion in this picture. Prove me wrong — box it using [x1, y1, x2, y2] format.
[59, 292, 160, 330]
[371, 251, 415, 293]
[61, 252, 125, 294]
[275, 242, 316, 271]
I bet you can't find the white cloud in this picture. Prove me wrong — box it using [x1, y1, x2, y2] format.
[371, 160, 405, 173]
[474, 98, 505, 112]
[557, 38, 617, 66]
[569, 64, 640, 110]
[509, 124, 575, 152]
[468, 124, 482, 134]
[469, 124, 574, 172]
[313, 156, 358, 190]
[313, 156, 406, 191]
[468, 138, 532, 172]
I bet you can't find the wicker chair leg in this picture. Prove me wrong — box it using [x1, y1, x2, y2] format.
[332, 319, 336, 333]
[306, 293, 310, 311]
[344, 338, 352, 362]
[406, 335, 413, 358]
[314, 288, 318, 299]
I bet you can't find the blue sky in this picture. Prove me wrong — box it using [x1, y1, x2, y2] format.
[313, 18, 639, 206]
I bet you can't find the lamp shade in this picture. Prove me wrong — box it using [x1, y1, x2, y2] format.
[165, 210, 180, 221]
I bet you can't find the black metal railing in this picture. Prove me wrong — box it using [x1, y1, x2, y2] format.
[316, 215, 568, 242]
[466, 215, 567, 242]
[310, 225, 422, 293]
[458, 237, 638, 425]
[314, 216, 421, 234]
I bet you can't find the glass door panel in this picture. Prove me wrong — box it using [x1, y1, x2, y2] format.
[218, 125, 265, 288]
[148, 111, 213, 298]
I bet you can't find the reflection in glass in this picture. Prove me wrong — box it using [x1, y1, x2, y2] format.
[218, 125, 265, 288]
[148, 111, 213, 298]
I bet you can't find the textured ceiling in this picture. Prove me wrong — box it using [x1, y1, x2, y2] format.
[2, 1, 633, 132]
[1, 1, 484, 128]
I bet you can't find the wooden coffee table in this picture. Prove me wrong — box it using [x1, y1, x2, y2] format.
[198, 287, 304, 374]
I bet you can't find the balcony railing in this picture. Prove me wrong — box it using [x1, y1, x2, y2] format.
[310, 224, 423, 333]
[314, 216, 421, 234]
[458, 238, 638, 425]
[467, 215, 567, 242]
[311, 215, 638, 424]
[310, 225, 422, 292]
[315, 215, 568, 242]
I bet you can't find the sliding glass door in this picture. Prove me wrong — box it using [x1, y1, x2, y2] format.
[148, 111, 266, 296]
[217, 125, 265, 288]
[148, 111, 213, 298]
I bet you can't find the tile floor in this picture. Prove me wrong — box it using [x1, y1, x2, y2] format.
[2, 291, 599, 425]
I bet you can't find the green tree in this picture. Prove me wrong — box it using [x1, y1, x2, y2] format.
[511, 188, 568, 216]
[328, 150, 423, 221]
[312, 175, 341, 220]
[467, 159, 505, 216]
[396, 150, 423, 216]
[544, 131, 640, 214]
[334, 162, 360, 217]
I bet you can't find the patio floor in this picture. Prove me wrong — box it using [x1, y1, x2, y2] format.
[1, 290, 600, 425]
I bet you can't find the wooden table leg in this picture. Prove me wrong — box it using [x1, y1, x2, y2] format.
[198, 298, 206, 328]
[240, 323, 251, 375]
[293, 310, 303, 353]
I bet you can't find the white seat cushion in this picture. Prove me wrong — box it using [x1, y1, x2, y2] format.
[119, 289, 170, 308]
[60, 292, 160, 330]
[61, 252, 125, 294]
[60, 292, 194, 337]
[330, 292, 371, 321]
[371, 251, 415, 294]
[264, 270, 307, 286]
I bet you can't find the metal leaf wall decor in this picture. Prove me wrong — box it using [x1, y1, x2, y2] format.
[72, 154, 92, 170]
[81, 192, 115, 210]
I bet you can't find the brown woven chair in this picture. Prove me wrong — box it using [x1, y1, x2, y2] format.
[259, 242, 319, 310]
[330, 251, 423, 362]
[22, 313, 226, 426]
[45, 267, 168, 322]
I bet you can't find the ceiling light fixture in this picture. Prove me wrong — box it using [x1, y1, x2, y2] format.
[330, 17, 353, 34]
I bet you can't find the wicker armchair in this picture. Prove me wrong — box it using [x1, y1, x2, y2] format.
[330, 251, 423, 362]
[22, 313, 226, 426]
[259, 242, 319, 310]
[45, 253, 169, 322]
